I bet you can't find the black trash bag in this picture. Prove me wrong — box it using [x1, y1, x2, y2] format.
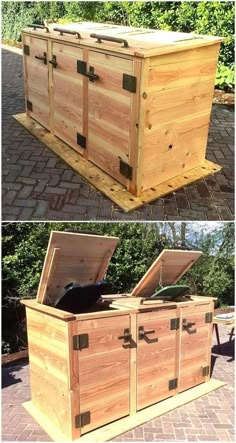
[55, 280, 111, 314]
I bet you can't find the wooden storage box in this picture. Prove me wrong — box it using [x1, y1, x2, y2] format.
[22, 232, 215, 441]
[22, 22, 224, 197]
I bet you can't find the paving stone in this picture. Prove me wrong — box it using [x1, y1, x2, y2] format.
[2, 47, 234, 221]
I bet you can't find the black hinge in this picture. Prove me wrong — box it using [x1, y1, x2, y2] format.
[169, 378, 178, 390]
[170, 318, 180, 330]
[77, 60, 87, 74]
[24, 44, 30, 56]
[77, 133, 86, 149]
[123, 73, 137, 93]
[73, 334, 89, 350]
[120, 159, 132, 180]
[202, 365, 210, 377]
[75, 411, 91, 428]
[26, 100, 32, 112]
[205, 312, 213, 323]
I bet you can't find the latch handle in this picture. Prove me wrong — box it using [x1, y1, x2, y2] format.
[90, 33, 129, 48]
[49, 56, 57, 68]
[84, 66, 99, 82]
[118, 328, 132, 343]
[138, 326, 158, 342]
[35, 53, 47, 64]
[28, 24, 49, 33]
[182, 319, 196, 330]
[53, 27, 81, 39]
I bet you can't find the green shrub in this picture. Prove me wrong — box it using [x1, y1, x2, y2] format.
[215, 64, 235, 90]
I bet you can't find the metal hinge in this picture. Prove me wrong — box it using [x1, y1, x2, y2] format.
[202, 366, 210, 377]
[77, 60, 87, 75]
[170, 318, 180, 330]
[120, 159, 132, 180]
[123, 73, 137, 93]
[205, 312, 213, 323]
[75, 411, 91, 428]
[77, 133, 86, 149]
[24, 44, 30, 56]
[73, 333, 89, 350]
[169, 378, 178, 390]
[26, 100, 32, 112]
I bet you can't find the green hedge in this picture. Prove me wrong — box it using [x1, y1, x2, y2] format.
[2, 1, 235, 89]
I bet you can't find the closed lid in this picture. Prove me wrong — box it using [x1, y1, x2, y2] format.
[23, 21, 224, 58]
[37, 231, 119, 306]
[131, 249, 202, 298]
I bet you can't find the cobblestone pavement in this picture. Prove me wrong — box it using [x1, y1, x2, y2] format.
[2, 47, 235, 221]
[1, 325, 234, 442]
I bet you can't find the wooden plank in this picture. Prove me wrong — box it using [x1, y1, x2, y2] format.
[130, 312, 137, 415]
[75, 315, 131, 434]
[35, 231, 118, 306]
[21, 299, 75, 320]
[131, 249, 202, 298]
[25, 308, 74, 440]
[149, 44, 220, 66]
[24, 35, 49, 129]
[22, 379, 225, 441]
[41, 247, 61, 305]
[13, 113, 222, 212]
[148, 57, 218, 92]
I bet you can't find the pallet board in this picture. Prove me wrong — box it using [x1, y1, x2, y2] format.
[13, 113, 221, 212]
[23, 378, 226, 442]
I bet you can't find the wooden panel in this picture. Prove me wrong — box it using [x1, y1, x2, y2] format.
[75, 315, 131, 434]
[179, 310, 212, 392]
[36, 231, 119, 305]
[131, 249, 202, 298]
[24, 36, 49, 129]
[88, 50, 132, 186]
[149, 44, 220, 66]
[89, 51, 133, 72]
[137, 313, 177, 410]
[145, 80, 215, 128]
[52, 43, 85, 155]
[147, 57, 218, 92]
[26, 308, 73, 440]
[141, 112, 211, 191]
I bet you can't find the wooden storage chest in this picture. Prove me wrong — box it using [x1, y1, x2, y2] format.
[22, 232, 215, 441]
[22, 22, 224, 197]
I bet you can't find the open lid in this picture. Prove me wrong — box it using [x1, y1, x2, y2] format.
[131, 249, 202, 298]
[37, 231, 119, 306]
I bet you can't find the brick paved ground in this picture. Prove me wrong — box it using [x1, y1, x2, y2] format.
[2, 325, 234, 442]
[2, 47, 235, 221]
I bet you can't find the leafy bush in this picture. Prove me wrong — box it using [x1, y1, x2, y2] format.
[215, 64, 235, 90]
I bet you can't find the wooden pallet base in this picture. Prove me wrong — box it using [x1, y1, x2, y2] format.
[23, 379, 225, 442]
[14, 113, 222, 213]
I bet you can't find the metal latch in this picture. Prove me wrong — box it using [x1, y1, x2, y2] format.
[205, 312, 213, 323]
[169, 378, 178, 390]
[120, 160, 132, 180]
[170, 318, 180, 330]
[75, 411, 91, 428]
[73, 334, 89, 350]
[123, 74, 137, 93]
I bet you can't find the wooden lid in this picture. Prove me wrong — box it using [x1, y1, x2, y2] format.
[131, 249, 202, 298]
[36, 231, 119, 306]
[23, 21, 224, 58]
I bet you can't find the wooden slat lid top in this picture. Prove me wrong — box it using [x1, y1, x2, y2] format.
[36, 231, 119, 306]
[131, 249, 202, 298]
[23, 21, 224, 58]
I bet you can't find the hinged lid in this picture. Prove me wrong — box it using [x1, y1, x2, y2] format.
[37, 231, 119, 306]
[131, 249, 202, 298]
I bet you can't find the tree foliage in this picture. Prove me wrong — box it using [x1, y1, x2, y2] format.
[2, 222, 234, 354]
[1, 1, 235, 88]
